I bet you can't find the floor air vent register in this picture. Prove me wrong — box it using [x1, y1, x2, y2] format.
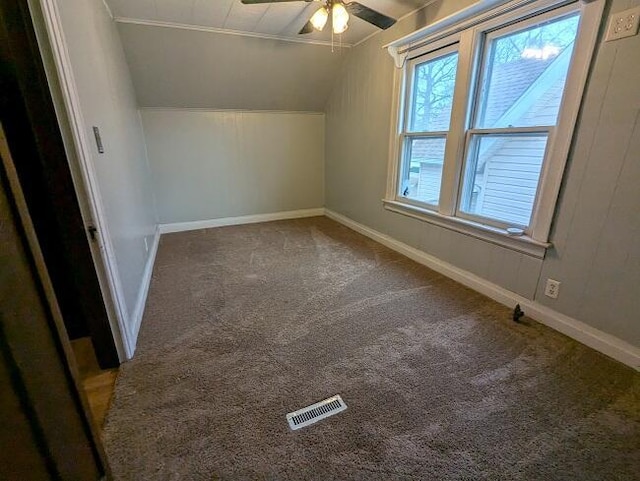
[286, 395, 347, 430]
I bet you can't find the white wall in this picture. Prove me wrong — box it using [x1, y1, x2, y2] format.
[52, 0, 157, 324]
[141, 109, 325, 224]
[116, 23, 345, 111]
[324, 0, 640, 348]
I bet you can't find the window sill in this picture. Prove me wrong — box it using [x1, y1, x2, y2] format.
[382, 199, 551, 258]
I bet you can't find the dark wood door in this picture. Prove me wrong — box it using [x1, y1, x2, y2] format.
[0, 132, 106, 479]
[0, 0, 119, 368]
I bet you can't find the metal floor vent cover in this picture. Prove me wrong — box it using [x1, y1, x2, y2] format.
[286, 395, 347, 430]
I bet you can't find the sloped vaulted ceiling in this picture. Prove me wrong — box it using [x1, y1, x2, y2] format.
[110, 0, 431, 111]
[117, 23, 346, 111]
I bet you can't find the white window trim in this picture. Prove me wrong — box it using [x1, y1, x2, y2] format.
[400, 44, 459, 208]
[383, 0, 605, 259]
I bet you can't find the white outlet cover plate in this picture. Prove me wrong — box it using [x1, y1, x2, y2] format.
[545, 279, 561, 299]
[605, 6, 640, 42]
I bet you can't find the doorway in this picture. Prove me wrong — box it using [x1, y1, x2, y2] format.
[0, 0, 119, 369]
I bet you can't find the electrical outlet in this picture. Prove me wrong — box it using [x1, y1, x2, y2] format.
[605, 6, 640, 42]
[544, 279, 561, 299]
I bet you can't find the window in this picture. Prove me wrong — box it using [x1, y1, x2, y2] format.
[385, 0, 604, 256]
[459, 13, 580, 228]
[401, 47, 459, 206]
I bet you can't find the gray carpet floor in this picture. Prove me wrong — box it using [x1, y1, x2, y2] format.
[104, 216, 640, 480]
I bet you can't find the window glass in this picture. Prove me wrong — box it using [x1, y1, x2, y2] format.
[476, 14, 580, 129]
[401, 137, 446, 205]
[409, 52, 459, 132]
[459, 133, 548, 226]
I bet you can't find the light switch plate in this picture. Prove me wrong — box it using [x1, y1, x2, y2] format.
[605, 6, 640, 42]
[93, 126, 104, 154]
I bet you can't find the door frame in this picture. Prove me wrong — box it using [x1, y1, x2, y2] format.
[1, 121, 111, 479]
[33, 0, 135, 359]
[2, 0, 124, 366]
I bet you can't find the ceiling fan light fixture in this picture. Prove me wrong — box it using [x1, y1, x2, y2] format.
[332, 2, 349, 34]
[310, 6, 329, 31]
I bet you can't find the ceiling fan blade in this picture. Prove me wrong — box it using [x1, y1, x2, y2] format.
[299, 20, 315, 34]
[345, 2, 396, 30]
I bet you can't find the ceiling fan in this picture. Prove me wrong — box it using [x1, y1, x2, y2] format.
[240, 0, 397, 35]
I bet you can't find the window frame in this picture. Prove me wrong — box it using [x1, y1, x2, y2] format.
[384, 0, 605, 258]
[457, 7, 580, 231]
[399, 43, 460, 209]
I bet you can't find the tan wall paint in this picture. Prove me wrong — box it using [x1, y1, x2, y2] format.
[141, 109, 325, 224]
[325, 0, 640, 347]
[117, 23, 345, 111]
[535, 0, 640, 344]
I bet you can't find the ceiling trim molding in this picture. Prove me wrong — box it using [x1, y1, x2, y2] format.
[101, 0, 113, 19]
[113, 17, 354, 48]
[352, 0, 441, 48]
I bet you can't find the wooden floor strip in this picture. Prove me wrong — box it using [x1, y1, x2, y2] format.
[71, 338, 118, 428]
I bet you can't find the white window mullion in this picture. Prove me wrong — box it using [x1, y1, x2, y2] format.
[438, 29, 479, 216]
[468, 126, 553, 135]
[405, 130, 450, 137]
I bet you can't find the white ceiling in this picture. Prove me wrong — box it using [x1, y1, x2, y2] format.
[106, 0, 429, 46]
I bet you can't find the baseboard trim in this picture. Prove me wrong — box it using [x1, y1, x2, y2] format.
[324, 209, 640, 371]
[128, 225, 160, 355]
[141, 107, 324, 115]
[159, 208, 326, 234]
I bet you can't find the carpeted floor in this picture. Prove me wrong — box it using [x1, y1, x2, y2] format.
[104, 216, 640, 480]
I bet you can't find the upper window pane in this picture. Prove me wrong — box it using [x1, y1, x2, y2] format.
[409, 52, 459, 132]
[475, 14, 580, 129]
